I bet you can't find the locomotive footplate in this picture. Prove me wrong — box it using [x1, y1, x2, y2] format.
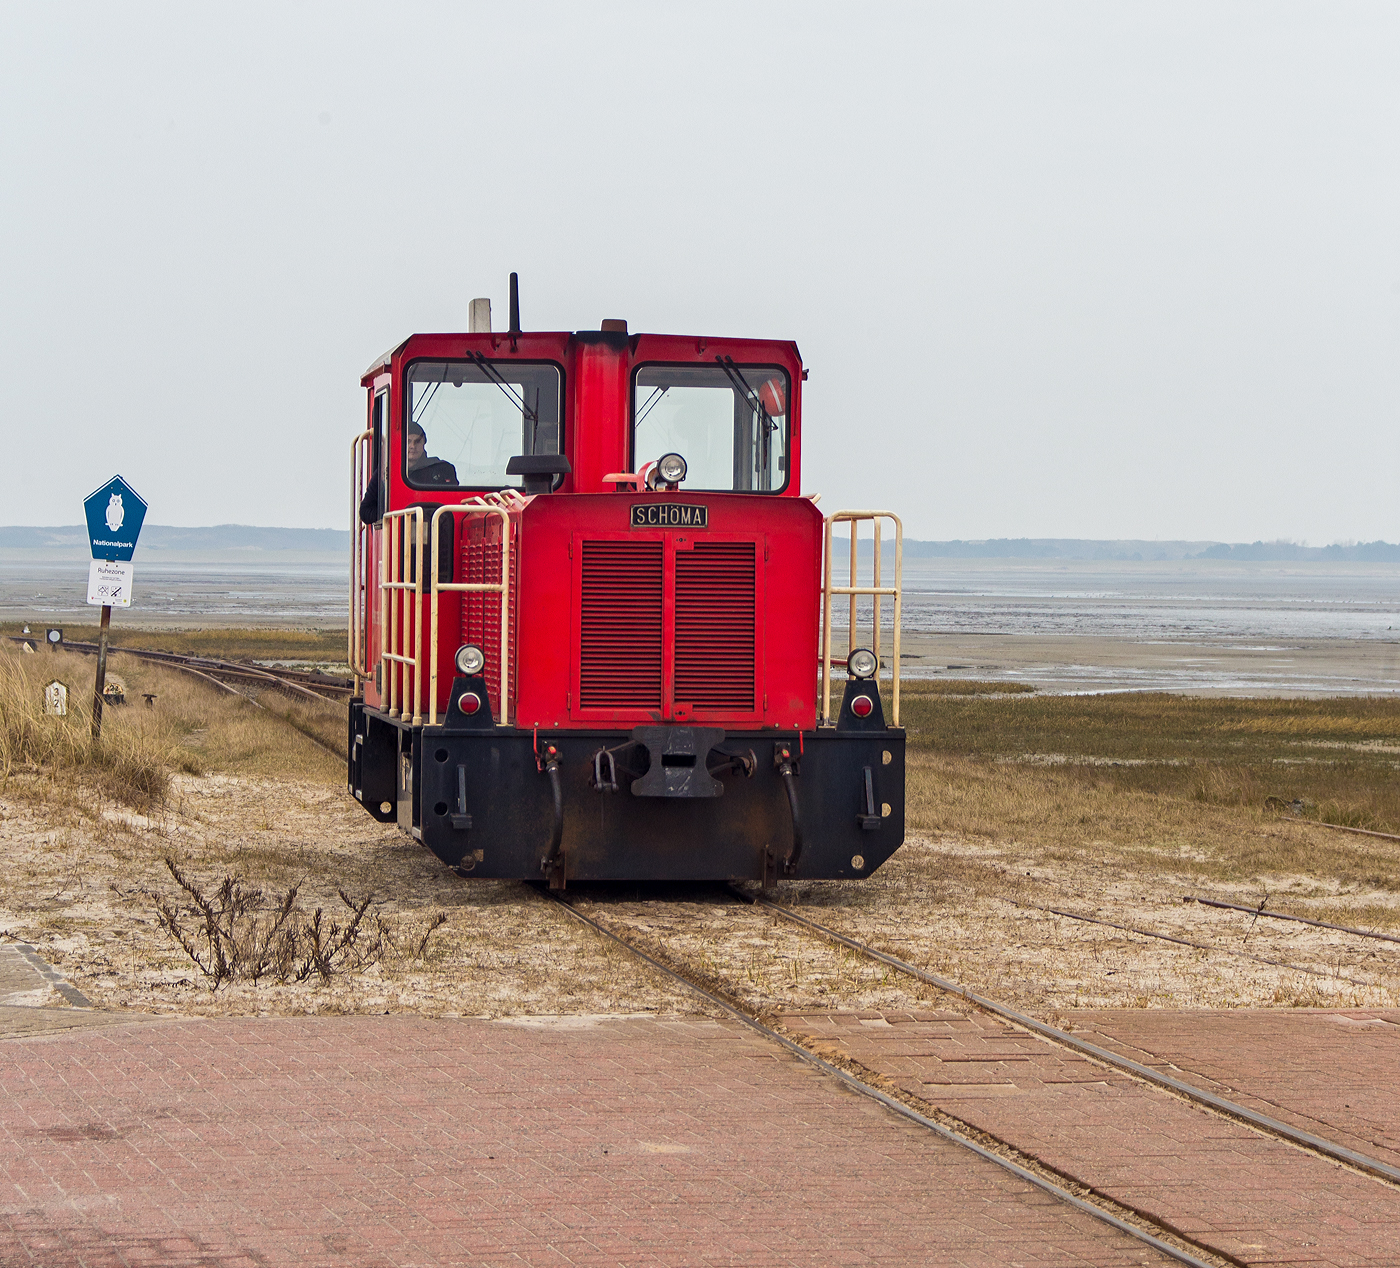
[348, 676, 906, 885]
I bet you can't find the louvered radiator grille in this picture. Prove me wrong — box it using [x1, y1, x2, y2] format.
[675, 541, 756, 712]
[580, 540, 664, 709]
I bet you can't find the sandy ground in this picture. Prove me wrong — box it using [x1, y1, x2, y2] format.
[0, 774, 695, 1019]
[2, 772, 1396, 1024]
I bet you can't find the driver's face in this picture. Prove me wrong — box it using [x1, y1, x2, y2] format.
[407, 433, 425, 459]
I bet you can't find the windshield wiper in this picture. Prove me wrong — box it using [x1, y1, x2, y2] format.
[411, 379, 442, 424]
[635, 385, 670, 428]
[470, 352, 539, 426]
[715, 356, 776, 431]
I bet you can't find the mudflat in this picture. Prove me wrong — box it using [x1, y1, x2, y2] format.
[899, 630, 1400, 695]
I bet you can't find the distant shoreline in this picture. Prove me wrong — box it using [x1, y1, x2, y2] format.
[2, 525, 1397, 564]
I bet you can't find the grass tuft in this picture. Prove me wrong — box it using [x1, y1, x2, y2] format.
[0, 639, 347, 809]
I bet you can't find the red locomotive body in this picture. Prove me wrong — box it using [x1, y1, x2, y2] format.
[348, 289, 905, 885]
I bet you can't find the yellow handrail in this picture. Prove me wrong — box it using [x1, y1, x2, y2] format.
[429, 496, 518, 727]
[348, 429, 373, 690]
[821, 511, 903, 727]
[380, 507, 425, 724]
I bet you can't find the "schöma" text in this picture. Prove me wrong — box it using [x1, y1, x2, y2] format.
[630, 504, 709, 528]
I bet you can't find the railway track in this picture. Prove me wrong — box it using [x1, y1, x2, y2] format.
[1033, 902, 1381, 987]
[541, 884, 1400, 1268]
[11, 637, 354, 704]
[10, 635, 348, 759]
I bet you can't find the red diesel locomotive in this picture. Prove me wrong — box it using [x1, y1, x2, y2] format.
[347, 279, 904, 886]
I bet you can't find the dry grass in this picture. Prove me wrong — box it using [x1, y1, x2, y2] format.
[0, 775, 698, 1018]
[0, 645, 195, 811]
[901, 683, 1400, 835]
[0, 642, 344, 809]
[5, 633, 1400, 1021]
[0, 633, 695, 1018]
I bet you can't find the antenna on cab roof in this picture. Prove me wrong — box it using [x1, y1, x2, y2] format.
[509, 272, 521, 335]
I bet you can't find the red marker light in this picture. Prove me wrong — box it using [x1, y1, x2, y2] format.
[851, 695, 873, 718]
[459, 692, 482, 716]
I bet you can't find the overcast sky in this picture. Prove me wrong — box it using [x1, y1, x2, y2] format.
[2, 2, 1396, 542]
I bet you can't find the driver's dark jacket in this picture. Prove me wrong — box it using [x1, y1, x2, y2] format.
[358, 459, 460, 524]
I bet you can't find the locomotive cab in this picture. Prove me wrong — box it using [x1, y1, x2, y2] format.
[348, 291, 904, 886]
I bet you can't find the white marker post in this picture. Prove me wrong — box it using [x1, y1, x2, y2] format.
[82, 476, 147, 742]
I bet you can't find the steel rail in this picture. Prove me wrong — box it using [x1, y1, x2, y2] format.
[36, 639, 350, 705]
[739, 891, 1400, 1189]
[1036, 904, 1374, 987]
[17, 637, 345, 758]
[541, 890, 1220, 1268]
[1184, 895, 1400, 946]
[157, 662, 344, 759]
[1314, 821, 1400, 843]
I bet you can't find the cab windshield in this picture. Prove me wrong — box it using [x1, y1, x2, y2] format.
[405, 359, 562, 489]
[632, 363, 789, 492]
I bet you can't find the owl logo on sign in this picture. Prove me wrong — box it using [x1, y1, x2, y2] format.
[105, 493, 124, 532]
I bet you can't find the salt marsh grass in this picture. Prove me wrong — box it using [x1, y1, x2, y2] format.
[0, 622, 349, 667]
[903, 682, 1400, 833]
[0, 641, 344, 811]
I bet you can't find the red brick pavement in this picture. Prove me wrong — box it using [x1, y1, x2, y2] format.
[1063, 1008, 1400, 1171]
[779, 1009, 1400, 1267]
[0, 1015, 1182, 1268]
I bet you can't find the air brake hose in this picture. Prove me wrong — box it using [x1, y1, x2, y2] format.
[539, 744, 565, 888]
[774, 744, 803, 875]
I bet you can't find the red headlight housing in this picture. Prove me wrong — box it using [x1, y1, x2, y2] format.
[851, 694, 873, 718]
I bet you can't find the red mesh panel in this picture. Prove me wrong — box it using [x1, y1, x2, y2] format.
[580, 540, 663, 709]
[459, 516, 517, 718]
[675, 541, 756, 712]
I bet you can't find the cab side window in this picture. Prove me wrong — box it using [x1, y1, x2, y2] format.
[359, 390, 389, 524]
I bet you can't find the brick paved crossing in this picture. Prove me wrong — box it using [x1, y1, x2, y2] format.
[1, 1015, 1181, 1267]
[780, 1009, 1400, 1267]
[1064, 1008, 1400, 1171]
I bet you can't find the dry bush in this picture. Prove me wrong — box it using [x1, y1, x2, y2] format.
[153, 857, 390, 989]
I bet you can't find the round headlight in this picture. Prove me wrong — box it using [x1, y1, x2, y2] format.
[847, 647, 878, 679]
[656, 452, 688, 484]
[455, 644, 485, 676]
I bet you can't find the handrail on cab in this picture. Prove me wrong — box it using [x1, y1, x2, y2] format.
[820, 511, 903, 728]
[380, 507, 425, 725]
[349, 429, 373, 691]
[428, 492, 522, 728]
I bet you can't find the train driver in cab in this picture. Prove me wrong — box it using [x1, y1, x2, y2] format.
[405, 422, 458, 486]
[358, 422, 459, 524]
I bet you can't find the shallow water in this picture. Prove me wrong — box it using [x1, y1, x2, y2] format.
[832, 558, 1400, 642]
[0, 556, 346, 624]
[5, 553, 1399, 694]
